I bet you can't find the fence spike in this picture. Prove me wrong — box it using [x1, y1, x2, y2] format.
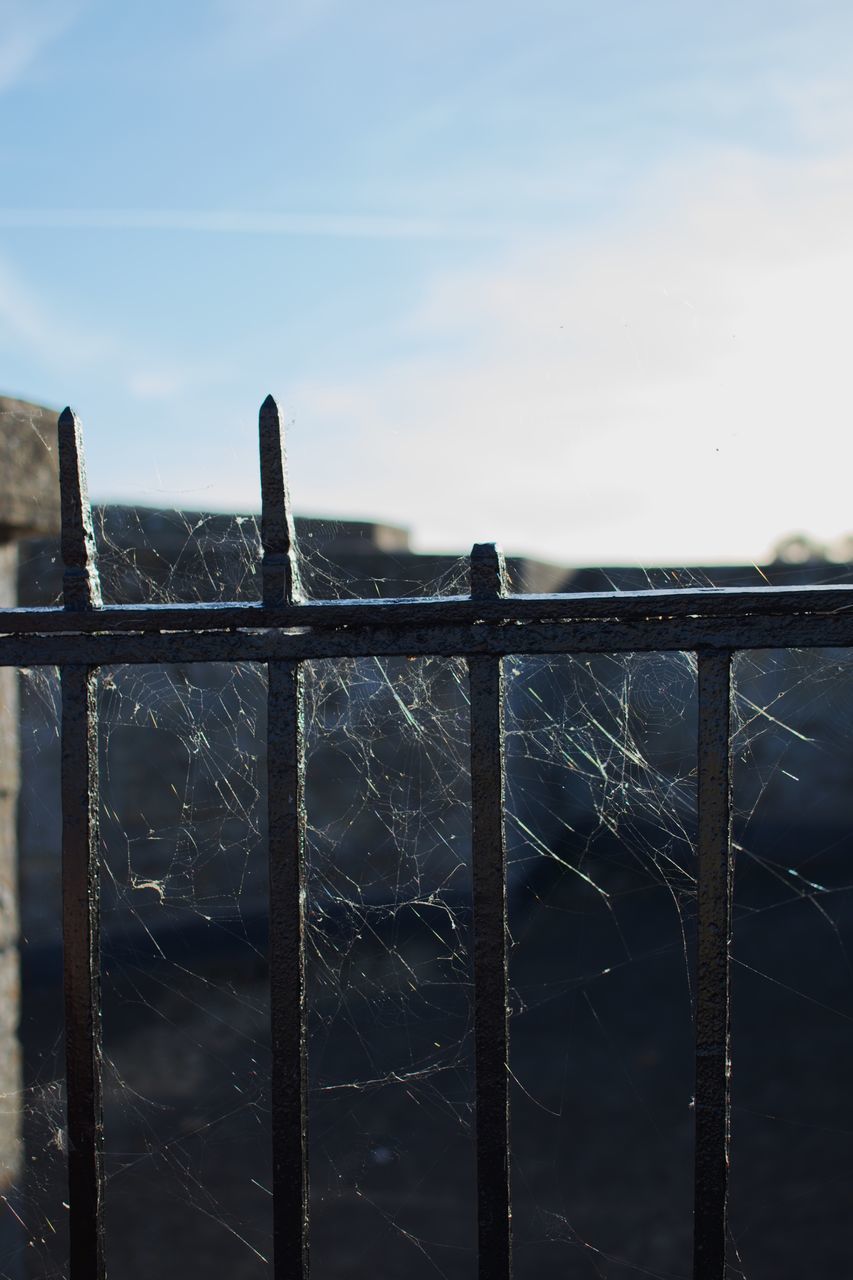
[259, 394, 302, 606]
[58, 408, 102, 610]
[470, 543, 507, 600]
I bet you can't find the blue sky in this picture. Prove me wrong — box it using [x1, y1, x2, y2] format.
[3, 1, 853, 565]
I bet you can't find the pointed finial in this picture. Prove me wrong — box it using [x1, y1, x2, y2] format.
[259, 394, 302, 605]
[58, 407, 102, 610]
[470, 542, 507, 600]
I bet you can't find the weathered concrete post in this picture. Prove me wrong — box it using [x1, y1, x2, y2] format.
[0, 397, 60, 1262]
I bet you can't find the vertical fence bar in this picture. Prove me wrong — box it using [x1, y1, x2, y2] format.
[267, 661, 308, 1280]
[261, 396, 308, 1279]
[469, 543, 511, 1280]
[693, 650, 733, 1280]
[58, 408, 104, 1280]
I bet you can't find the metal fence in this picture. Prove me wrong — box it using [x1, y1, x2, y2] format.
[5, 398, 853, 1280]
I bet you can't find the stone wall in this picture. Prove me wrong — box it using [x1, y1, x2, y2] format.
[0, 397, 60, 1266]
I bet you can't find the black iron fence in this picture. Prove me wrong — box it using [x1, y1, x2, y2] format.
[5, 397, 853, 1279]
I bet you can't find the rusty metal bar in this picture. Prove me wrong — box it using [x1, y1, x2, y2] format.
[262, 397, 309, 1279]
[58, 407, 104, 1280]
[61, 666, 103, 1280]
[2, 612, 853, 667]
[469, 544, 511, 1280]
[4, 581, 853, 636]
[693, 652, 733, 1280]
[267, 660, 308, 1280]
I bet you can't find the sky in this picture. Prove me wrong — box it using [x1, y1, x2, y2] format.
[2, 1, 853, 567]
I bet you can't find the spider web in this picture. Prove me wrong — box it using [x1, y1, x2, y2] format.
[7, 509, 853, 1280]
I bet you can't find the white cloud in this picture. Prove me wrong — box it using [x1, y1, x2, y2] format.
[0, 257, 110, 368]
[0, 1, 79, 93]
[287, 144, 853, 566]
[127, 369, 189, 401]
[127, 357, 235, 403]
[206, 0, 340, 60]
[0, 208, 484, 240]
[0, 258, 221, 409]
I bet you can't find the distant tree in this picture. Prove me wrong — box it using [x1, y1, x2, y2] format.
[771, 532, 828, 563]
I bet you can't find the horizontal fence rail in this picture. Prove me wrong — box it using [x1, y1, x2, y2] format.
[0, 613, 853, 666]
[5, 583, 853, 635]
[6, 397, 845, 1279]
